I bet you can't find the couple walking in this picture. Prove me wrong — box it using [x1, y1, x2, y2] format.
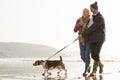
[74, 1, 106, 76]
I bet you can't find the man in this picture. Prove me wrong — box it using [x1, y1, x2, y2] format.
[82, 1, 106, 76]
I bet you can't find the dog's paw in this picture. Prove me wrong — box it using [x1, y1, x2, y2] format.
[42, 73, 45, 76]
[48, 72, 52, 75]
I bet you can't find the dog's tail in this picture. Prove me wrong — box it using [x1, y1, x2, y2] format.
[60, 56, 62, 62]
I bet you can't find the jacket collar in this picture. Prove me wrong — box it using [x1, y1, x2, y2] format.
[92, 12, 100, 18]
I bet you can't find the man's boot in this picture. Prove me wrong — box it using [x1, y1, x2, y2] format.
[99, 61, 104, 74]
[90, 61, 99, 76]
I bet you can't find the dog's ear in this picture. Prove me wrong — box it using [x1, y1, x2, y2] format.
[41, 60, 44, 62]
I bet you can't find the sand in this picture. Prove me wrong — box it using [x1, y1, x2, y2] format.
[0, 58, 120, 80]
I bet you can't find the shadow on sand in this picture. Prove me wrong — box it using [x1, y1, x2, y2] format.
[84, 75, 103, 80]
[43, 75, 67, 80]
[41, 74, 103, 80]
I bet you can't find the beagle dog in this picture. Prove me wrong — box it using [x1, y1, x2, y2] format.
[33, 56, 67, 76]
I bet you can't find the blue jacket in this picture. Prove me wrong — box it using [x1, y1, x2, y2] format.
[82, 12, 105, 43]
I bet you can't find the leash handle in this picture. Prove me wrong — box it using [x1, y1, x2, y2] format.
[47, 38, 78, 60]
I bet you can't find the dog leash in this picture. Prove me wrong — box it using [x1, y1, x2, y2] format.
[46, 38, 78, 60]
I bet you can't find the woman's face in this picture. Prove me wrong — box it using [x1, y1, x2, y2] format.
[83, 9, 90, 17]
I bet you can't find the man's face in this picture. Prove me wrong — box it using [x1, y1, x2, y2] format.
[90, 7, 95, 13]
[90, 7, 98, 15]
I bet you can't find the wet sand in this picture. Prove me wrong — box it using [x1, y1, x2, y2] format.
[0, 58, 120, 80]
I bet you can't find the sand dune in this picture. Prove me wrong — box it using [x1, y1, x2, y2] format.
[0, 42, 68, 58]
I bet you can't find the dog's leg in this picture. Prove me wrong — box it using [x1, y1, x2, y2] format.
[43, 69, 52, 77]
[43, 69, 47, 77]
[47, 70, 52, 76]
[61, 63, 67, 76]
[57, 69, 62, 76]
[64, 69, 67, 76]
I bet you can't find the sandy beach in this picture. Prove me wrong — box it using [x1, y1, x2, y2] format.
[0, 58, 120, 80]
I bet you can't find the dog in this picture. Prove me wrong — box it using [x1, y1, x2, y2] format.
[33, 56, 67, 76]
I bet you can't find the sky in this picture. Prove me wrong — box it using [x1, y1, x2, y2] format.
[0, 0, 120, 59]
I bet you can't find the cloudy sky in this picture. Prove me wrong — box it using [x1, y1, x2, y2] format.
[0, 0, 120, 59]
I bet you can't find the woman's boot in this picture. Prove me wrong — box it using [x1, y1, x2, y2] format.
[83, 61, 91, 76]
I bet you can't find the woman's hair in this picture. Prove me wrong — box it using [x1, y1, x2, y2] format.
[82, 8, 90, 17]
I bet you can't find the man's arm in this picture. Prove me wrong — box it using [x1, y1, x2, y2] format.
[82, 16, 104, 37]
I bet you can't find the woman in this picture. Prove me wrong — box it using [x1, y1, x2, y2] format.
[74, 8, 93, 76]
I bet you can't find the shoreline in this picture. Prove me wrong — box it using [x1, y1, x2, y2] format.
[0, 58, 120, 80]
